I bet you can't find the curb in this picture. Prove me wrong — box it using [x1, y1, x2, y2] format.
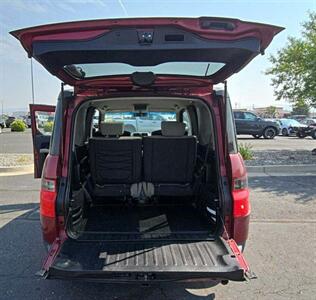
[0, 164, 34, 174]
[246, 164, 316, 174]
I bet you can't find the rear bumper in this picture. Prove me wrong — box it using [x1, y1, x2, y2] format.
[46, 267, 246, 283]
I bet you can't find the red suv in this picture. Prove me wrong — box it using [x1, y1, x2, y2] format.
[12, 17, 282, 283]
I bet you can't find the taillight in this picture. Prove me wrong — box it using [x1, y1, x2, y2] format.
[229, 153, 251, 244]
[40, 178, 57, 218]
[232, 175, 250, 218]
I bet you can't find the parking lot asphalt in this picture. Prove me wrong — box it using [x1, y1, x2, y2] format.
[0, 173, 315, 300]
[0, 128, 33, 154]
[237, 135, 316, 151]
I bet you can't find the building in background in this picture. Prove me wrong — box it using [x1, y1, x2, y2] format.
[253, 106, 291, 118]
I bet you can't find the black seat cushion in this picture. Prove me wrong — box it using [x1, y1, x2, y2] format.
[143, 136, 197, 183]
[89, 137, 142, 185]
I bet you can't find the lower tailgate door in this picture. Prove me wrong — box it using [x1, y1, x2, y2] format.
[43, 237, 253, 282]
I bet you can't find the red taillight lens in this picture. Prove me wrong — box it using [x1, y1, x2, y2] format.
[229, 153, 251, 218]
[40, 178, 57, 218]
[233, 175, 250, 218]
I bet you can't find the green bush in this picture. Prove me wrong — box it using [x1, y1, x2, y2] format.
[43, 121, 54, 133]
[10, 120, 26, 132]
[239, 143, 254, 160]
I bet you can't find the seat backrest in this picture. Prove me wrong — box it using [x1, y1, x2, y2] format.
[89, 122, 142, 185]
[143, 121, 197, 183]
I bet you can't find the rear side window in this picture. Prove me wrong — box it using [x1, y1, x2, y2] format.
[182, 110, 192, 135]
[244, 112, 257, 120]
[233, 111, 244, 119]
[227, 99, 238, 154]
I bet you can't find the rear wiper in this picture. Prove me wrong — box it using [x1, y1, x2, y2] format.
[64, 65, 86, 79]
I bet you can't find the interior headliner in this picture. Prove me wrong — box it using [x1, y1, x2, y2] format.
[91, 97, 199, 112]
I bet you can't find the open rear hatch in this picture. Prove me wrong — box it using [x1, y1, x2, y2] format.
[11, 17, 283, 86]
[44, 237, 251, 282]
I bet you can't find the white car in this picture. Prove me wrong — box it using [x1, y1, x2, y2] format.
[278, 118, 307, 136]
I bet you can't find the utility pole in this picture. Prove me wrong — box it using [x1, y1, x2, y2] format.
[30, 58, 35, 104]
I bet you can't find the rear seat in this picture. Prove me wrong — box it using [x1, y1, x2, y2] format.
[88, 122, 142, 197]
[143, 121, 197, 196]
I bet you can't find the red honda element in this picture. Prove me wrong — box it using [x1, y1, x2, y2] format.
[11, 17, 282, 283]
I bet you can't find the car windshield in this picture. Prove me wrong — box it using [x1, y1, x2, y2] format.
[64, 62, 226, 78]
[281, 119, 301, 126]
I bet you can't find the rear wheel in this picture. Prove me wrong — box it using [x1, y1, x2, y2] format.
[263, 127, 277, 139]
[296, 131, 307, 138]
[281, 128, 289, 136]
[311, 130, 316, 139]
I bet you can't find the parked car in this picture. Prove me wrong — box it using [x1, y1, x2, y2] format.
[24, 115, 32, 128]
[5, 116, 16, 128]
[278, 118, 307, 136]
[12, 17, 282, 284]
[103, 112, 170, 134]
[296, 122, 316, 139]
[233, 110, 280, 139]
[0, 117, 6, 129]
[301, 118, 316, 126]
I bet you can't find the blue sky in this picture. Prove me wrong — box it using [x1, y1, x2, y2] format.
[0, 0, 315, 113]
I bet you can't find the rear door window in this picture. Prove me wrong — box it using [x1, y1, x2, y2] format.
[233, 111, 244, 120]
[35, 111, 55, 135]
[244, 112, 257, 120]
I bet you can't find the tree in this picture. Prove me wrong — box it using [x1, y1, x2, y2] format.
[266, 12, 316, 108]
[265, 106, 278, 118]
[291, 99, 310, 115]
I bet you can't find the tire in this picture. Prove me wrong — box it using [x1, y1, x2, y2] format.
[296, 131, 306, 138]
[263, 127, 277, 139]
[252, 134, 262, 139]
[281, 128, 289, 136]
[311, 130, 316, 140]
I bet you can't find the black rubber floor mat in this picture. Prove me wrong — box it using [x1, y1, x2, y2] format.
[80, 205, 214, 241]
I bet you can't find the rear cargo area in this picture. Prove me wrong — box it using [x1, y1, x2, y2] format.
[80, 203, 215, 241]
[49, 200, 247, 282]
[52, 97, 247, 282]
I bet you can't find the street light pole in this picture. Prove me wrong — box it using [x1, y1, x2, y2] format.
[30, 58, 35, 104]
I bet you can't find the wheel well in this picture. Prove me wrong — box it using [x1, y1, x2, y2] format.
[264, 126, 277, 132]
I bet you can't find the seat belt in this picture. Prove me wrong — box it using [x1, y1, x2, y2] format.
[194, 142, 212, 194]
[73, 148, 92, 203]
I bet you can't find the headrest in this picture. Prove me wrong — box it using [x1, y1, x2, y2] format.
[100, 122, 124, 137]
[161, 121, 186, 137]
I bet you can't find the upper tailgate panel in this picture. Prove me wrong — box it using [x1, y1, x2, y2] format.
[11, 17, 283, 85]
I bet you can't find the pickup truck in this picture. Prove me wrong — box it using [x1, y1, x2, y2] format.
[106, 112, 173, 134]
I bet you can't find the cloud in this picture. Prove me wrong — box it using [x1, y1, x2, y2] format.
[3, 0, 109, 14]
[117, 0, 128, 16]
[4, 0, 49, 13]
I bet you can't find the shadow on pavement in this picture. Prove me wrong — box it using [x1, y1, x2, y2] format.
[249, 176, 316, 203]
[0, 208, 218, 300]
[0, 202, 38, 215]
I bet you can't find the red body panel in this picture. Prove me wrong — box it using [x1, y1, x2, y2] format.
[11, 17, 283, 57]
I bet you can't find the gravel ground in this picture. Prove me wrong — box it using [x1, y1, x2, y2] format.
[0, 154, 33, 167]
[245, 150, 316, 166]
